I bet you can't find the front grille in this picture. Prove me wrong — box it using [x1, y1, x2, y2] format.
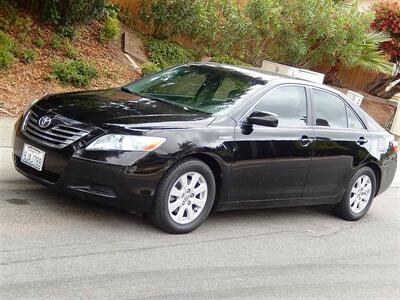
[23, 110, 90, 149]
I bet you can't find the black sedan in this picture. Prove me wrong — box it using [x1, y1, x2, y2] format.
[13, 63, 398, 233]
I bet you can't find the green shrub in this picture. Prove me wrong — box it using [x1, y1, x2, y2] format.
[0, 30, 16, 69]
[51, 34, 63, 49]
[0, 30, 17, 54]
[34, 37, 45, 48]
[63, 40, 78, 59]
[210, 55, 250, 66]
[59, 26, 77, 39]
[141, 62, 161, 76]
[43, 72, 56, 82]
[51, 59, 99, 87]
[139, 0, 202, 39]
[144, 39, 195, 69]
[36, 27, 44, 38]
[16, 0, 111, 27]
[14, 16, 33, 32]
[21, 48, 38, 64]
[0, 0, 17, 30]
[99, 16, 120, 45]
[0, 47, 14, 69]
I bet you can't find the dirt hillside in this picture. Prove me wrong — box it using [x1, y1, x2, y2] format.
[0, 12, 138, 116]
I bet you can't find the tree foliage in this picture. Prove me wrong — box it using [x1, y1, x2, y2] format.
[14, 0, 112, 27]
[139, 0, 200, 39]
[371, 1, 400, 73]
[137, 0, 391, 74]
[144, 38, 195, 69]
[352, 31, 393, 74]
[366, 1, 400, 99]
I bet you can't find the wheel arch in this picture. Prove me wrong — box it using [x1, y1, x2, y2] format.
[184, 153, 222, 191]
[169, 152, 226, 208]
[360, 161, 382, 196]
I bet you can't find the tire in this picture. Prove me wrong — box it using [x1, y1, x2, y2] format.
[334, 167, 376, 221]
[146, 158, 216, 234]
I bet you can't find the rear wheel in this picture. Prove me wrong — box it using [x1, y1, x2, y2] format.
[146, 158, 216, 234]
[334, 167, 376, 221]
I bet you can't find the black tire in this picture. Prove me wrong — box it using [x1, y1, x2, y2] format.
[146, 158, 216, 234]
[334, 167, 376, 221]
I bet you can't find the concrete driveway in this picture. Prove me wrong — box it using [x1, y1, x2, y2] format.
[1, 117, 399, 299]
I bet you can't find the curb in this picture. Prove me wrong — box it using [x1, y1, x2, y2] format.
[0, 117, 17, 148]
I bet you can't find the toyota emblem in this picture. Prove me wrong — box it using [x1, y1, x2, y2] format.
[38, 116, 52, 128]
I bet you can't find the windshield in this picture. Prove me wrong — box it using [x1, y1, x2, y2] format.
[124, 65, 265, 114]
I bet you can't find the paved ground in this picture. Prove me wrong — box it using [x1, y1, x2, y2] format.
[1, 117, 399, 299]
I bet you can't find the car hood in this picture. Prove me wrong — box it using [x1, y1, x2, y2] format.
[35, 89, 215, 129]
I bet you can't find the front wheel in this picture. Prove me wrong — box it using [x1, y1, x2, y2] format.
[334, 167, 376, 221]
[146, 158, 216, 234]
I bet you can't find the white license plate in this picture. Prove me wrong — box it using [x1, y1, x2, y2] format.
[21, 144, 45, 171]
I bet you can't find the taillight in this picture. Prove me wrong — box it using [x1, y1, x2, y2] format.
[390, 141, 398, 153]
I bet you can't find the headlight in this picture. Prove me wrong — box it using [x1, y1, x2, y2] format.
[86, 134, 166, 151]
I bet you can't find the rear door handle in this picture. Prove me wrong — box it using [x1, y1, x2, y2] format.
[357, 137, 368, 145]
[300, 135, 313, 147]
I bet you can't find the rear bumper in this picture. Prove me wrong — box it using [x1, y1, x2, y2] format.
[377, 153, 397, 196]
[13, 118, 168, 212]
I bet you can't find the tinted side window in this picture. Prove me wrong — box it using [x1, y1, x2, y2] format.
[312, 89, 347, 128]
[255, 86, 308, 127]
[347, 107, 364, 129]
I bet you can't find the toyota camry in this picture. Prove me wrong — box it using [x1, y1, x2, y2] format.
[13, 63, 398, 233]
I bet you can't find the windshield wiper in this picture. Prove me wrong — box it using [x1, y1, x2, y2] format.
[121, 87, 209, 115]
[121, 87, 170, 104]
[121, 86, 142, 96]
[121, 88, 167, 105]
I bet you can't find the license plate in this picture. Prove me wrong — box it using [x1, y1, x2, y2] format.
[21, 144, 45, 171]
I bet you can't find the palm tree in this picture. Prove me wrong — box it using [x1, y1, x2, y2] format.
[352, 30, 393, 74]
[325, 30, 393, 86]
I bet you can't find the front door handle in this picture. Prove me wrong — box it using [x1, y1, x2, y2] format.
[357, 137, 368, 145]
[300, 135, 313, 147]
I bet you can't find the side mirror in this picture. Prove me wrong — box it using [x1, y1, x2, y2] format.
[316, 118, 330, 127]
[247, 111, 278, 127]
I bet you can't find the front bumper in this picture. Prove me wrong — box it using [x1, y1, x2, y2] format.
[13, 118, 168, 212]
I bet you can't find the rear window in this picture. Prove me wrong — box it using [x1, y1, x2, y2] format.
[347, 107, 365, 130]
[312, 89, 347, 128]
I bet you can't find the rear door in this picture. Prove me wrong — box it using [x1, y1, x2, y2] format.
[304, 88, 370, 198]
[229, 85, 315, 202]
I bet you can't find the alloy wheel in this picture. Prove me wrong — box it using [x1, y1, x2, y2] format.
[168, 172, 208, 225]
[349, 175, 372, 214]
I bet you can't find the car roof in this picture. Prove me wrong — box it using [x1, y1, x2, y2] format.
[189, 62, 350, 98]
[190, 62, 337, 90]
[189, 62, 277, 82]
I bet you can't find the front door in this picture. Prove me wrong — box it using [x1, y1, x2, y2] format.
[229, 85, 314, 202]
